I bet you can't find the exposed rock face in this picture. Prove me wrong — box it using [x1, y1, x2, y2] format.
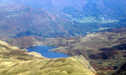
[113, 63, 126, 75]
[0, 40, 96, 75]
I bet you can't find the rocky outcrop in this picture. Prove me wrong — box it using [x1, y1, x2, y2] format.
[113, 63, 126, 75]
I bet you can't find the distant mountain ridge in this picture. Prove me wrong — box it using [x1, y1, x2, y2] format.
[0, 0, 126, 39]
[1, 0, 126, 16]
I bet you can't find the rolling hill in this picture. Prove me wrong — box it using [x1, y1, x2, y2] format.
[0, 40, 96, 75]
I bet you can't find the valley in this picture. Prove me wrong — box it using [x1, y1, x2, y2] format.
[5, 27, 126, 75]
[0, 0, 126, 75]
[27, 46, 69, 58]
[50, 28, 126, 75]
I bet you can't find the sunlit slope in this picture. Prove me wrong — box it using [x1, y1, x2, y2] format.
[0, 40, 96, 75]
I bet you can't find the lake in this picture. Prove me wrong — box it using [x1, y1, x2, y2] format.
[27, 46, 69, 58]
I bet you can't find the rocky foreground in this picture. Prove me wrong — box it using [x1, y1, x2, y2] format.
[0, 40, 96, 75]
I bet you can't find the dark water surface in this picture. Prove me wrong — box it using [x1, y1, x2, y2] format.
[27, 46, 69, 58]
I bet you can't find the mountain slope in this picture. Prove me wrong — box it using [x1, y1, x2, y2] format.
[51, 28, 126, 75]
[0, 0, 126, 39]
[0, 40, 96, 75]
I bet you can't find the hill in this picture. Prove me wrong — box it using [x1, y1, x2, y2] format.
[0, 40, 96, 75]
[52, 28, 126, 75]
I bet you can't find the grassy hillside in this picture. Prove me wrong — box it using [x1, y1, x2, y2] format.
[52, 28, 126, 75]
[0, 40, 96, 75]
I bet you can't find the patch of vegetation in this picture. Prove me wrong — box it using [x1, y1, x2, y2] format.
[0, 40, 96, 75]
